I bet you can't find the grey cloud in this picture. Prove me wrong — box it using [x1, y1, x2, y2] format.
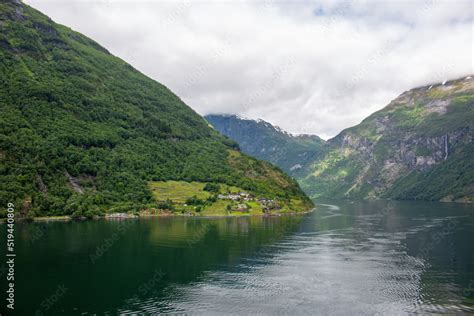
[25, 0, 473, 139]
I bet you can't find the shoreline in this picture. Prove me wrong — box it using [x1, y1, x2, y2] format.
[0, 208, 315, 223]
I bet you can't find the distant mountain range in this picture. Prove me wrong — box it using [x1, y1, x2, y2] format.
[207, 76, 474, 203]
[205, 115, 325, 177]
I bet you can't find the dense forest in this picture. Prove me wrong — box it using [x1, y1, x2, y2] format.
[0, 1, 312, 218]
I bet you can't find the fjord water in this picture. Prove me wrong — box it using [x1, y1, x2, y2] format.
[3, 201, 474, 315]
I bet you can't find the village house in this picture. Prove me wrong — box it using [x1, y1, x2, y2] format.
[218, 192, 253, 202]
[258, 198, 275, 204]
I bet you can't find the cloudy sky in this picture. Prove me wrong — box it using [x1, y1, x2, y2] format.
[26, 0, 473, 139]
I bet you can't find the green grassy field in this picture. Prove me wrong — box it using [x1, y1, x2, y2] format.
[200, 200, 232, 216]
[149, 181, 244, 215]
[149, 181, 211, 203]
[147, 180, 309, 216]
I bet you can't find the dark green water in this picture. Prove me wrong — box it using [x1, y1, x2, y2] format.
[1, 200, 473, 315]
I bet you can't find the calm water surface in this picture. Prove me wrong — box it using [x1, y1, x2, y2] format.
[1, 200, 473, 315]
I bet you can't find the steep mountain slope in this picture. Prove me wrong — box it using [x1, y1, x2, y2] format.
[205, 115, 325, 177]
[0, 1, 312, 218]
[301, 76, 474, 202]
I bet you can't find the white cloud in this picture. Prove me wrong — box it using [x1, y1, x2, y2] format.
[25, 0, 473, 139]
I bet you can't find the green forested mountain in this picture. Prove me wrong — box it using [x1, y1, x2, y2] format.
[205, 115, 325, 177]
[0, 1, 312, 218]
[301, 76, 474, 202]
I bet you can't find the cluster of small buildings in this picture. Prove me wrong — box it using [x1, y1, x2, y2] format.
[217, 192, 253, 202]
[258, 198, 275, 204]
[217, 192, 281, 213]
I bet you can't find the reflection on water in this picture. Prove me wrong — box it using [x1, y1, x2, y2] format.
[3, 200, 474, 315]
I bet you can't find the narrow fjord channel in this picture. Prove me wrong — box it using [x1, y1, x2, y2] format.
[3, 200, 473, 315]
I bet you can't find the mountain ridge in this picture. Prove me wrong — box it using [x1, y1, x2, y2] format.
[205, 114, 325, 177]
[208, 75, 474, 203]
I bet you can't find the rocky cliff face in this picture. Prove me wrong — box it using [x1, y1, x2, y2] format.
[205, 115, 325, 177]
[301, 76, 474, 202]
